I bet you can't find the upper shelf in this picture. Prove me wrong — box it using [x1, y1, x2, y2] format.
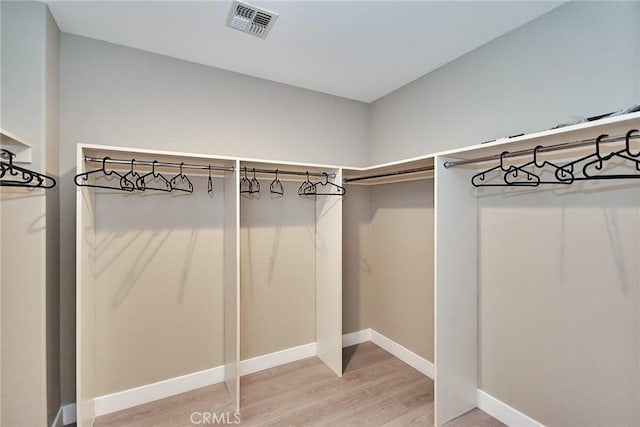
[343, 156, 434, 186]
[437, 111, 640, 167]
[343, 111, 640, 184]
[1, 128, 32, 163]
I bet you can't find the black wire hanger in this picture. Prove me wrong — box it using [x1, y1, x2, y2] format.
[471, 151, 540, 187]
[511, 145, 574, 185]
[270, 169, 284, 195]
[298, 171, 314, 195]
[136, 160, 172, 192]
[250, 168, 260, 194]
[122, 159, 144, 191]
[567, 131, 640, 180]
[207, 165, 214, 195]
[170, 162, 194, 193]
[0, 149, 57, 189]
[303, 172, 346, 196]
[74, 156, 134, 191]
[240, 167, 252, 193]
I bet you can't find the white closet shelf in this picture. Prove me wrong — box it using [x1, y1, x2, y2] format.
[343, 156, 434, 185]
[80, 144, 236, 177]
[344, 111, 640, 184]
[1, 128, 32, 163]
[436, 111, 640, 168]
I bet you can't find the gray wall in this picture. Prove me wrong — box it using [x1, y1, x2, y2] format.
[1, 2, 60, 425]
[240, 181, 317, 359]
[368, 181, 434, 362]
[478, 183, 640, 426]
[93, 178, 226, 396]
[343, 180, 434, 363]
[59, 34, 370, 404]
[342, 186, 372, 334]
[370, 1, 640, 164]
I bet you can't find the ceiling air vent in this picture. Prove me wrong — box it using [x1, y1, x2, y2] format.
[226, 1, 279, 39]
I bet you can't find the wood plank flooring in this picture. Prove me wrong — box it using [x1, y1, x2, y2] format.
[95, 342, 504, 426]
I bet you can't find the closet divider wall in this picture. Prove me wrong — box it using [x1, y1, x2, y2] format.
[224, 159, 241, 412]
[433, 157, 478, 426]
[314, 167, 344, 376]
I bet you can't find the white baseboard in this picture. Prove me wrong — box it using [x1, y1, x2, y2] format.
[51, 406, 64, 427]
[239, 342, 317, 376]
[93, 342, 317, 417]
[342, 329, 372, 347]
[74, 331, 436, 420]
[477, 389, 543, 427]
[94, 365, 225, 416]
[370, 329, 434, 379]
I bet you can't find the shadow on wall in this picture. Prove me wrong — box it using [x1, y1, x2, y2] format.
[240, 180, 316, 292]
[94, 175, 226, 311]
[476, 180, 640, 425]
[476, 179, 640, 291]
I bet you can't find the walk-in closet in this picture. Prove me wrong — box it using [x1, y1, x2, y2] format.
[3, 2, 640, 427]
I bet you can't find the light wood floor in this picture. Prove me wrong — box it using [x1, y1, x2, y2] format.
[95, 342, 503, 426]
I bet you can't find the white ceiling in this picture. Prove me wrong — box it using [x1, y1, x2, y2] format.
[46, 1, 565, 103]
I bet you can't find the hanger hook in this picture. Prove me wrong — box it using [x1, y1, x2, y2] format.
[595, 134, 609, 160]
[533, 145, 544, 168]
[1, 149, 15, 165]
[499, 151, 510, 171]
[130, 158, 136, 173]
[275, 169, 279, 180]
[625, 129, 640, 157]
[102, 156, 113, 176]
[208, 164, 212, 178]
[253, 168, 257, 179]
[324, 172, 329, 184]
[179, 162, 185, 177]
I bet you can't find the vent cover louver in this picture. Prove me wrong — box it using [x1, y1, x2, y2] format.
[227, 1, 278, 39]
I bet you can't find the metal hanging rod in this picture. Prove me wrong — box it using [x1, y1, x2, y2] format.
[344, 166, 434, 183]
[246, 167, 335, 179]
[84, 156, 234, 172]
[443, 131, 640, 169]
